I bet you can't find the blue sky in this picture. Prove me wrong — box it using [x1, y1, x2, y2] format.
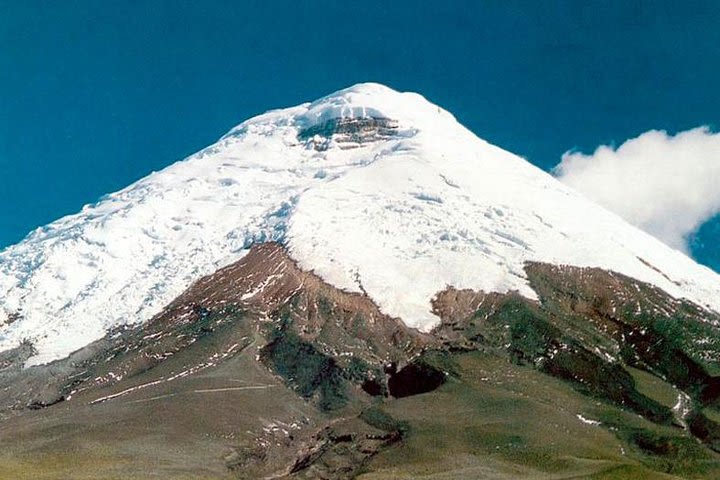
[1, 1, 718, 270]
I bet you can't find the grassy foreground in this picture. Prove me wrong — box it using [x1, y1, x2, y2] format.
[358, 352, 720, 480]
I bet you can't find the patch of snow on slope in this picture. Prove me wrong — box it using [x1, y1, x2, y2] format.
[1, 83, 720, 365]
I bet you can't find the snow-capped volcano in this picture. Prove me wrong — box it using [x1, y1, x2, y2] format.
[1, 83, 719, 366]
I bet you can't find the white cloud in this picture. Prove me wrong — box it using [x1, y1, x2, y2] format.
[555, 127, 720, 253]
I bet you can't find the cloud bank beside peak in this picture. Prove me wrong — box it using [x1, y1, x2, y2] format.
[555, 127, 720, 253]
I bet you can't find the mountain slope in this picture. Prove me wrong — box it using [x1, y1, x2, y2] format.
[1, 83, 719, 367]
[1, 243, 720, 479]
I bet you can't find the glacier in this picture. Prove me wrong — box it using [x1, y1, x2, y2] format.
[1, 82, 720, 366]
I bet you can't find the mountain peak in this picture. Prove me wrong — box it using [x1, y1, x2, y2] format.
[299, 82, 455, 128]
[2, 85, 720, 366]
[225, 83, 457, 141]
